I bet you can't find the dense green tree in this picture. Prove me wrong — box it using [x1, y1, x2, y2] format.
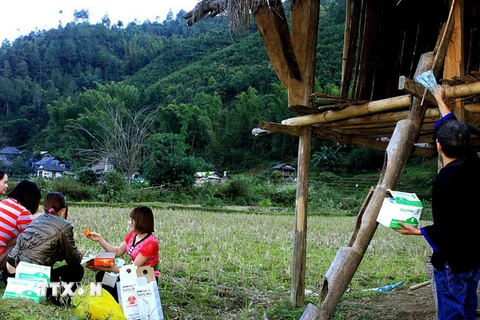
[144, 133, 206, 187]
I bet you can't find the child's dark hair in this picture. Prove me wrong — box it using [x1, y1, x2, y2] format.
[7, 180, 41, 215]
[130, 206, 154, 234]
[0, 170, 5, 180]
[44, 192, 68, 219]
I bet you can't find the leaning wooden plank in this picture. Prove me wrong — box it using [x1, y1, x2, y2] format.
[254, 2, 300, 88]
[289, 0, 320, 107]
[443, 0, 464, 120]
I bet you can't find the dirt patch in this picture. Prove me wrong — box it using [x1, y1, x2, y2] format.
[337, 284, 436, 319]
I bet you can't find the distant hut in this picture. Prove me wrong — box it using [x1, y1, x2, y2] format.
[271, 163, 296, 180]
[194, 171, 222, 186]
[0, 147, 22, 167]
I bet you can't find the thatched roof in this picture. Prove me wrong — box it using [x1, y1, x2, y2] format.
[184, 0, 266, 29]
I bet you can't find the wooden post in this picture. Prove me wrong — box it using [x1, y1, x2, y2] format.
[291, 126, 312, 306]
[289, 0, 320, 106]
[444, 0, 464, 121]
[253, 0, 320, 306]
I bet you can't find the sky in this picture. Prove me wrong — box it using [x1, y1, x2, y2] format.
[0, 0, 200, 42]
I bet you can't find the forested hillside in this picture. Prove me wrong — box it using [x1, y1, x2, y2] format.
[0, 1, 347, 184]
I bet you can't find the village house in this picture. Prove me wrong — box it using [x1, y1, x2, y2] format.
[271, 163, 296, 180]
[31, 157, 71, 178]
[88, 158, 114, 175]
[194, 171, 223, 186]
[0, 146, 22, 167]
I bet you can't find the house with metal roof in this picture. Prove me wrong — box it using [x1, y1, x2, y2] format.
[31, 157, 71, 178]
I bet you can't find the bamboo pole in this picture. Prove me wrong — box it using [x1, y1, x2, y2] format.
[283, 81, 480, 127]
[282, 95, 412, 126]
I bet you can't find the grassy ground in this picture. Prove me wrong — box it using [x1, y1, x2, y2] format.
[0, 206, 432, 319]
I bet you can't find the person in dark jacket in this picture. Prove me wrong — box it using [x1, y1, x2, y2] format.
[3, 192, 84, 303]
[396, 84, 480, 319]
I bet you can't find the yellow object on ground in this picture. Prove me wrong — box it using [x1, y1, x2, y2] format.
[72, 286, 126, 320]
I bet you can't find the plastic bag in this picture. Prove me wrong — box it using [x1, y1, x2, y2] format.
[72, 285, 126, 320]
[414, 70, 439, 94]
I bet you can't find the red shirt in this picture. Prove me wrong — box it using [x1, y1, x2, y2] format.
[0, 198, 33, 255]
[124, 231, 160, 276]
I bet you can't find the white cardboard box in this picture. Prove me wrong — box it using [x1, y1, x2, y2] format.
[15, 261, 51, 282]
[377, 190, 423, 229]
[3, 277, 47, 303]
[2, 262, 51, 303]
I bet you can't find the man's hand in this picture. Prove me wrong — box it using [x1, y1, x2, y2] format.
[431, 84, 451, 117]
[394, 222, 422, 235]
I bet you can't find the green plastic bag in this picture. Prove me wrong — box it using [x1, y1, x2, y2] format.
[72, 286, 126, 320]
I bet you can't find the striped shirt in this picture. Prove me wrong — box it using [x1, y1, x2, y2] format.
[0, 198, 33, 255]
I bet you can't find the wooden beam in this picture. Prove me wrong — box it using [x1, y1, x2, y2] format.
[465, 104, 480, 113]
[311, 126, 435, 158]
[288, 0, 320, 107]
[340, 0, 351, 89]
[445, 81, 480, 97]
[341, 0, 361, 98]
[256, 107, 480, 149]
[335, 123, 435, 137]
[286, 1, 320, 306]
[254, 121, 436, 157]
[254, 2, 301, 88]
[257, 121, 303, 136]
[444, 0, 464, 121]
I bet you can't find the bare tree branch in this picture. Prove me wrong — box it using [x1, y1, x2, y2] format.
[72, 104, 157, 187]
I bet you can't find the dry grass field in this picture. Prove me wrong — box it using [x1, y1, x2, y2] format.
[0, 206, 434, 319]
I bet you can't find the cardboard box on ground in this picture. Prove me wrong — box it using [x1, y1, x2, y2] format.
[3, 261, 51, 303]
[118, 265, 164, 320]
[377, 190, 423, 229]
[81, 251, 119, 267]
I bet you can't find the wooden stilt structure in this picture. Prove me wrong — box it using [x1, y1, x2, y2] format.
[184, 0, 480, 316]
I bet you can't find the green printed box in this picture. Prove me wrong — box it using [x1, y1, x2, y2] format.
[15, 261, 51, 282]
[377, 190, 423, 229]
[3, 277, 47, 303]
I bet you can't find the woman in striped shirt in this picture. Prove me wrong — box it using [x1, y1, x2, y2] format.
[0, 180, 42, 272]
